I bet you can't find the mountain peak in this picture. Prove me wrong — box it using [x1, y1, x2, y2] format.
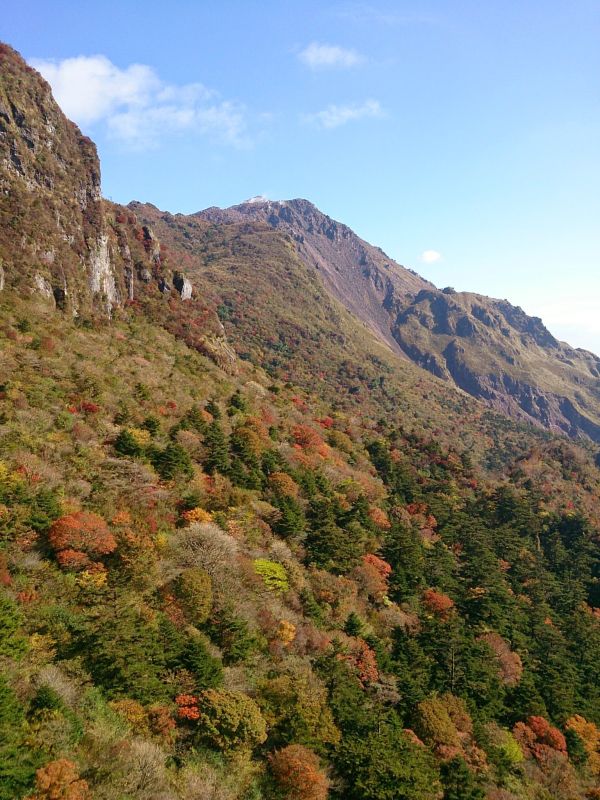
[195, 195, 432, 352]
[242, 194, 272, 204]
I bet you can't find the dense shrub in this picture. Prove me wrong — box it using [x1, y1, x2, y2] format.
[195, 689, 268, 753]
[174, 567, 213, 625]
[48, 512, 116, 559]
[269, 744, 329, 800]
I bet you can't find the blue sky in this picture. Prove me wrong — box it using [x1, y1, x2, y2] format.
[4, 1, 600, 353]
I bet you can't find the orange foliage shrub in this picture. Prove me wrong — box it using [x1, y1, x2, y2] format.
[354, 554, 392, 602]
[315, 416, 334, 429]
[292, 424, 324, 450]
[269, 471, 301, 499]
[513, 716, 567, 763]
[49, 512, 116, 558]
[269, 744, 329, 800]
[109, 698, 148, 733]
[276, 619, 297, 645]
[423, 588, 455, 618]
[566, 715, 600, 775]
[55, 549, 91, 571]
[0, 552, 11, 586]
[363, 553, 392, 581]
[368, 506, 391, 530]
[27, 759, 90, 800]
[309, 568, 358, 622]
[176, 694, 200, 720]
[341, 639, 379, 686]
[181, 506, 213, 525]
[111, 510, 132, 526]
[148, 704, 176, 739]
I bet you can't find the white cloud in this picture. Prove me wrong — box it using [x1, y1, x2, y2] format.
[420, 249, 443, 264]
[304, 99, 383, 129]
[298, 42, 364, 69]
[30, 54, 248, 149]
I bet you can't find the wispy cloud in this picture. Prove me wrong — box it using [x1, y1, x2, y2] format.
[298, 42, 365, 69]
[304, 99, 384, 129]
[420, 249, 443, 264]
[30, 54, 249, 149]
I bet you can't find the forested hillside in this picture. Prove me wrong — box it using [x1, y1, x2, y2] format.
[1, 42, 600, 800]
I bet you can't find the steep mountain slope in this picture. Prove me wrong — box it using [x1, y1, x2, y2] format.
[0, 44, 234, 370]
[197, 197, 432, 353]
[392, 288, 600, 439]
[129, 201, 561, 471]
[1, 42, 600, 800]
[143, 197, 600, 442]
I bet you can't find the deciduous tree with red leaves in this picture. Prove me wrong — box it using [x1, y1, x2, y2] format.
[341, 639, 379, 686]
[513, 715, 567, 763]
[423, 588, 455, 619]
[292, 424, 324, 450]
[269, 744, 329, 800]
[354, 553, 392, 602]
[48, 512, 117, 558]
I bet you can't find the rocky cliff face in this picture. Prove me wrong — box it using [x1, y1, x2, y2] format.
[0, 45, 200, 318]
[390, 288, 600, 439]
[0, 44, 120, 313]
[0, 44, 233, 369]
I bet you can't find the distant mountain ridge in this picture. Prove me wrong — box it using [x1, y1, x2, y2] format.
[196, 197, 433, 354]
[193, 198, 600, 440]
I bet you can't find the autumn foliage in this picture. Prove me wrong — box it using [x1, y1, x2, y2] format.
[26, 759, 90, 800]
[292, 424, 324, 450]
[48, 512, 116, 569]
[269, 471, 301, 499]
[513, 716, 567, 762]
[478, 632, 523, 686]
[422, 588, 455, 618]
[355, 553, 392, 602]
[269, 744, 329, 800]
[341, 639, 379, 686]
[566, 715, 600, 775]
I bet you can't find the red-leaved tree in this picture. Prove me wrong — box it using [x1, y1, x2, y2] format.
[423, 588, 455, 619]
[48, 512, 117, 569]
[269, 744, 329, 800]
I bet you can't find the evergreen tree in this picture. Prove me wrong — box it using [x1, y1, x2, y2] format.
[440, 758, 484, 800]
[0, 676, 39, 800]
[203, 420, 230, 474]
